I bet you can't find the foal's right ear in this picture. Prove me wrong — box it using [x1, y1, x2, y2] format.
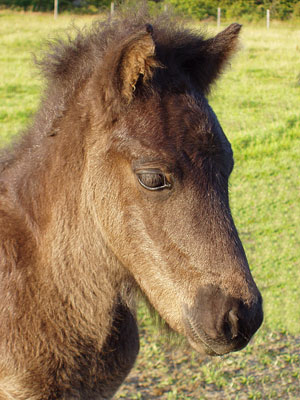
[94, 26, 160, 123]
[117, 29, 160, 102]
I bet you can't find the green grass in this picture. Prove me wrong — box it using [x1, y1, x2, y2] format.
[0, 10, 99, 143]
[1, 10, 300, 399]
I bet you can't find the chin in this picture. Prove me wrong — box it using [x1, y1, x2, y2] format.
[187, 337, 220, 356]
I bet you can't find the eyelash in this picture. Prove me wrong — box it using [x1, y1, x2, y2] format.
[136, 170, 172, 191]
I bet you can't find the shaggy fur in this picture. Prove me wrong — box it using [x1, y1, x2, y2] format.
[0, 8, 263, 399]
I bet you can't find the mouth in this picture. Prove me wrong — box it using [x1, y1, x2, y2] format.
[184, 315, 249, 356]
[184, 316, 221, 356]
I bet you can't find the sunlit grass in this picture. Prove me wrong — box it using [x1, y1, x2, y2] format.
[0, 10, 100, 142]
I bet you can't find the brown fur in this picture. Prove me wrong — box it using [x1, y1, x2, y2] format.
[0, 9, 263, 399]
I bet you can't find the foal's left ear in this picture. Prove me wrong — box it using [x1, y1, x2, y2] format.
[183, 23, 242, 94]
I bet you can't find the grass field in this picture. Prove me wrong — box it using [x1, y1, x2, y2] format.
[0, 10, 300, 399]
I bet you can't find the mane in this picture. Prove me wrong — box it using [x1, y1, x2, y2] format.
[35, 7, 207, 130]
[37, 8, 203, 89]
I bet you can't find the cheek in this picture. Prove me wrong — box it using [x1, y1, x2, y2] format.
[95, 158, 142, 251]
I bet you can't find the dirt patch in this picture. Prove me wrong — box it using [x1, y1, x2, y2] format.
[116, 331, 300, 399]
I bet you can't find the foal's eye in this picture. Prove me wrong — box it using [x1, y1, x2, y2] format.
[136, 170, 172, 191]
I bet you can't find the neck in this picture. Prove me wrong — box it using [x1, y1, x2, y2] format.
[4, 95, 133, 341]
[0, 85, 140, 399]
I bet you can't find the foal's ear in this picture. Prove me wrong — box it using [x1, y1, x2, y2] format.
[183, 23, 242, 94]
[119, 30, 160, 101]
[99, 27, 160, 106]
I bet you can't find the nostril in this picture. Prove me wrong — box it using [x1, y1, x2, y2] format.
[227, 309, 239, 339]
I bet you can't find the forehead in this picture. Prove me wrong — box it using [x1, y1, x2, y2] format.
[114, 92, 232, 164]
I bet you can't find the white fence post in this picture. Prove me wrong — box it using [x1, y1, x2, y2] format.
[54, 0, 58, 19]
[217, 8, 221, 28]
[111, 2, 114, 16]
[267, 9, 270, 29]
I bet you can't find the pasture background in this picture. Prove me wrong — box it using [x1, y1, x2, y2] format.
[0, 11, 299, 399]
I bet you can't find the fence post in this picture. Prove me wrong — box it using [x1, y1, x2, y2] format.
[111, 2, 114, 16]
[217, 8, 221, 28]
[54, 0, 58, 19]
[267, 9, 270, 29]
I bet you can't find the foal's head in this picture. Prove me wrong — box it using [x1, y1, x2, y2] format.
[77, 17, 263, 355]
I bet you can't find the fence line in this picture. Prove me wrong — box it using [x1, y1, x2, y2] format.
[54, 0, 58, 19]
